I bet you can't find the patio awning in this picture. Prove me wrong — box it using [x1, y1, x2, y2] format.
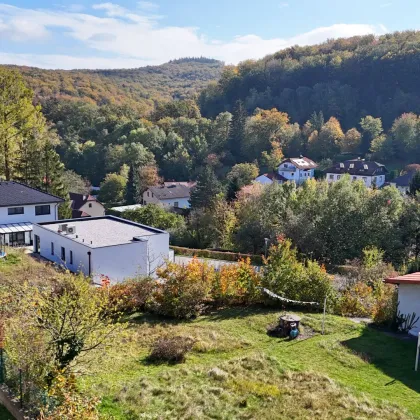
[0, 222, 33, 234]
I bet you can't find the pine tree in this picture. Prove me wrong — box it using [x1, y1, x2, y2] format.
[227, 100, 247, 160]
[125, 165, 136, 205]
[42, 142, 72, 219]
[189, 166, 223, 209]
[0, 68, 43, 180]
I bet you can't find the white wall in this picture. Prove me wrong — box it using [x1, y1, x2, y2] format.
[326, 173, 385, 188]
[0, 203, 59, 225]
[33, 224, 91, 274]
[143, 191, 190, 209]
[79, 201, 105, 217]
[33, 224, 170, 284]
[397, 284, 420, 336]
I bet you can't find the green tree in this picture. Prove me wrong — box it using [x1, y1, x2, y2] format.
[98, 173, 127, 204]
[360, 116, 383, 153]
[227, 100, 246, 160]
[226, 162, 259, 200]
[125, 165, 136, 205]
[409, 170, 420, 196]
[122, 204, 185, 231]
[62, 170, 91, 195]
[0, 68, 43, 180]
[189, 166, 223, 209]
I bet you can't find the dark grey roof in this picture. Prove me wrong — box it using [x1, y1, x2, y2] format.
[392, 171, 416, 187]
[326, 160, 388, 176]
[148, 184, 191, 200]
[0, 181, 64, 207]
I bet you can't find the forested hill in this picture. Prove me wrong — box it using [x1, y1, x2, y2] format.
[4, 57, 223, 114]
[199, 31, 420, 129]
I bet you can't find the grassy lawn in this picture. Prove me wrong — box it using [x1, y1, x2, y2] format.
[0, 405, 14, 420]
[81, 307, 420, 419]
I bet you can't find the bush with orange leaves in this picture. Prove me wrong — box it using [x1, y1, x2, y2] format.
[212, 258, 262, 305]
[339, 282, 376, 317]
[154, 257, 215, 319]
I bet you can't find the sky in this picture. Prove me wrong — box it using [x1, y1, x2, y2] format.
[0, 0, 419, 70]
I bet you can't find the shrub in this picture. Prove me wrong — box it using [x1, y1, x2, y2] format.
[339, 282, 375, 317]
[107, 277, 156, 314]
[153, 258, 214, 318]
[212, 258, 262, 305]
[262, 238, 334, 305]
[170, 246, 263, 265]
[148, 336, 195, 364]
[372, 283, 398, 325]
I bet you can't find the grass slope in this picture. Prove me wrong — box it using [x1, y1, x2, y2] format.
[82, 308, 420, 419]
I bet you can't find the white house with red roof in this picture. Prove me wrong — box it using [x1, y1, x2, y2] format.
[255, 157, 317, 186]
[69, 193, 105, 219]
[386, 272, 420, 336]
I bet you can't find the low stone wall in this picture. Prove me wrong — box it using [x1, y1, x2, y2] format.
[0, 387, 24, 420]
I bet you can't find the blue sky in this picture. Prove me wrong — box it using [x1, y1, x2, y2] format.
[0, 0, 419, 69]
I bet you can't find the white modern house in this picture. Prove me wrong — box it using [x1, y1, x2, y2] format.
[386, 273, 420, 336]
[0, 181, 64, 246]
[143, 183, 193, 209]
[32, 216, 170, 284]
[69, 192, 105, 218]
[326, 159, 388, 188]
[255, 157, 317, 185]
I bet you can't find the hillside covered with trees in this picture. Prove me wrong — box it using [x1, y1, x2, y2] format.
[199, 31, 420, 130]
[4, 58, 223, 114]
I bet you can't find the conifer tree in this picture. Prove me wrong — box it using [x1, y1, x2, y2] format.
[227, 100, 247, 160]
[189, 166, 223, 209]
[409, 170, 420, 197]
[125, 165, 136, 205]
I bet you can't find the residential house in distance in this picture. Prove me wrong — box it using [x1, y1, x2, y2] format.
[385, 272, 420, 336]
[0, 181, 64, 246]
[255, 157, 318, 185]
[143, 182, 193, 209]
[33, 216, 170, 284]
[389, 171, 417, 195]
[69, 192, 105, 218]
[326, 159, 388, 188]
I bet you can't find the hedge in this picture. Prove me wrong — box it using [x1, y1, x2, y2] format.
[170, 246, 263, 265]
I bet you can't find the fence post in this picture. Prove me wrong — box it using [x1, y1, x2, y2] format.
[0, 321, 4, 384]
[19, 368, 23, 409]
[322, 295, 327, 335]
[415, 333, 420, 372]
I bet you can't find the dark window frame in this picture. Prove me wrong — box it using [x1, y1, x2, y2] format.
[51, 242, 54, 255]
[8, 207, 24, 215]
[70, 250, 73, 265]
[35, 205, 51, 216]
[61, 246, 66, 262]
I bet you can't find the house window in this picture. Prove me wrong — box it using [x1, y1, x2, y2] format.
[364, 164, 369, 170]
[362, 177, 367, 183]
[329, 174, 334, 180]
[291, 173, 295, 176]
[35, 205, 51, 216]
[349, 163, 354, 169]
[281, 172, 284, 175]
[70, 250, 73, 265]
[353, 176, 357, 181]
[61, 246, 66, 262]
[337, 175, 341, 180]
[147, 191, 150, 197]
[284, 164, 288, 168]
[88, 203, 92, 208]
[51, 242, 54, 255]
[8, 207, 24, 215]
[174, 202, 179, 208]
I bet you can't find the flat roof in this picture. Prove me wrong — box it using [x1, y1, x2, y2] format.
[36, 216, 166, 248]
[385, 272, 420, 285]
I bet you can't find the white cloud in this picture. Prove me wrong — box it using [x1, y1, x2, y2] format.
[0, 3, 388, 70]
[138, 1, 159, 11]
